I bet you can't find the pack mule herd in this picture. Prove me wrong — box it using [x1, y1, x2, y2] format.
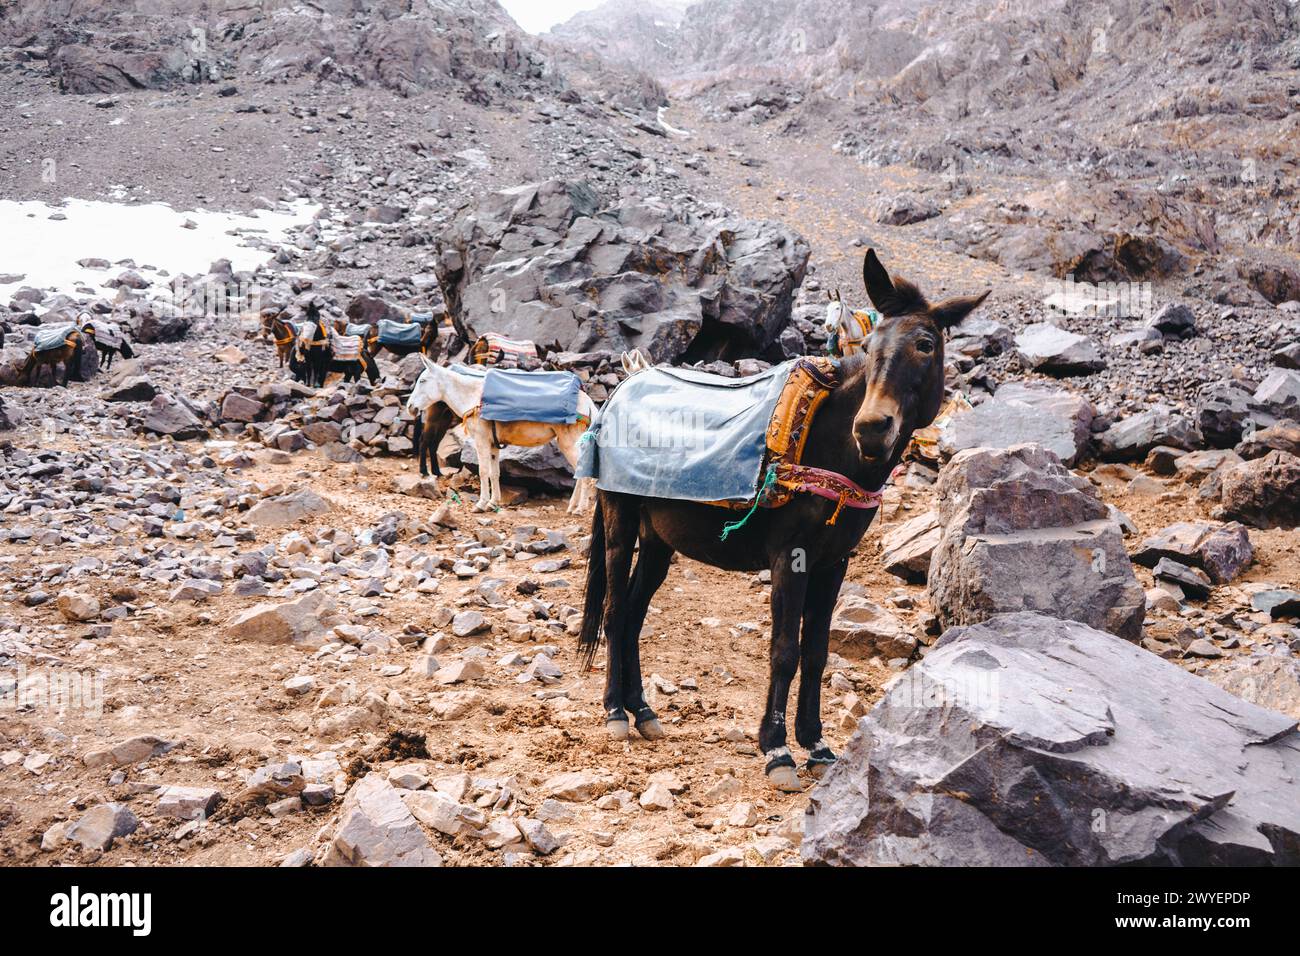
[9, 251, 992, 792]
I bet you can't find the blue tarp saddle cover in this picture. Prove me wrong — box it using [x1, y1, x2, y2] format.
[480, 368, 581, 425]
[437, 364, 583, 425]
[376, 319, 423, 348]
[34, 323, 79, 353]
[576, 358, 833, 503]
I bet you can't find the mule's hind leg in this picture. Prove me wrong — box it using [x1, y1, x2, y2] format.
[618, 533, 673, 740]
[796, 556, 848, 778]
[598, 495, 640, 740]
[761, 551, 811, 792]
[554, 427, 590, 514]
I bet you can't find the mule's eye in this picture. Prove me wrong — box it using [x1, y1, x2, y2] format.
[916, 338, 935, 355]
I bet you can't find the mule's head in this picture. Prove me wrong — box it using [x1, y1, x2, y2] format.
[824, 289, 845, 337]
[851, 249, 989, 464]
[407, 354, 441, 413]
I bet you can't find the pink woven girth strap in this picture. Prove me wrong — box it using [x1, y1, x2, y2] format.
[775, 462, 885, 526]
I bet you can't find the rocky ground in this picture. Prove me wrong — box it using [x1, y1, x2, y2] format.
[0, 0, 1298, 867]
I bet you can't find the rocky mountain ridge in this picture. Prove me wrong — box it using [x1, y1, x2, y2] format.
[0, 0, 664, 110]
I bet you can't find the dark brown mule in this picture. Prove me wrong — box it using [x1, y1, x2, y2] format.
[270, 314, 297, 368]
[578, 250, 990, 791]
[291, 304, 332, 388]
[22, 326, 95, 387]
[413, 402, 457, 479]
[369, 320, 441, 361]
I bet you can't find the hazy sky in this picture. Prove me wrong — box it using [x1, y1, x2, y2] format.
[500, 0, 605, 34]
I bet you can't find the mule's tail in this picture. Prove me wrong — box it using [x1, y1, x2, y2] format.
[578, 497, 606, 671]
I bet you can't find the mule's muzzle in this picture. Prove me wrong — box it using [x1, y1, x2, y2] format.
[854, 411, 896, 462]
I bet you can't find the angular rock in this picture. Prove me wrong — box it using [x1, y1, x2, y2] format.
[102, 376, 157, 403]
[1098, 405, 1200, 461]
[1253, 369, 1300, 416]
[1195, 381, 1256, 448]
[879, 511, 941, 583]
[927, 444, 1145, 641]
[517, 817, 560, 855]
[83, 734, 175, 768]
[1130, 520, 1253, 584]
[156, 785, 222, 820]
[226, 590, 343, 646]
[939, 387, 1090, 466]
[143, 393, 206, 440]
[321, 773, 443, 867]
[1237, 422, 1300, 460]
[435, 179, 810, 363]
[244, 489, 333, 527]
[1252, 589, 1300, 619]
[828, 596, 917, 660]
[1205, 656, 1300, 721]
[1218, 450, 1300, 528]
[1153, 557, 1212, 599]
[543, 770, 608, 802]
[65, 803, 139, 853]
[803, 613, 1300, 866]
[402, 790, 484, 837]
[1147, 302, 1196, 338]
[1012, 323, 1105, 375]
[56, 590, 100, 622]
[451, 610, 489, 637]
[220, 392, 264, 423]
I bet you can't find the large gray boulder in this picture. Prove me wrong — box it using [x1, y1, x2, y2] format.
[940, 382, 1093, 466]
[434, 179, 810, 363]
[927, 444, 1145, 641]
[803, 612, 1300, 866]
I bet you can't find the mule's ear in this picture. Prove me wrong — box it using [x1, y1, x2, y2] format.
[420, 353, 437, 372]
[862, 249, 928, 316]
[930, 290, 991, 329]
[862, 249, 893, 309]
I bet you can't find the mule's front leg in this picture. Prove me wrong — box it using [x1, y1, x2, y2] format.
[797, 556, 848, 778]
[762, 553, 810, 792]
[467, 423, 494, 511]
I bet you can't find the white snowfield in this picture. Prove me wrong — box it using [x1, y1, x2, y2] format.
[0, 197, 319, 303]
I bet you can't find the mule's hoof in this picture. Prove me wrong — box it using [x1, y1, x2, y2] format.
[606, 719, 630, 742]
[635, 718, 665, 741]
[805, 743, 837, 779]
[805, 758, 836, 780]
[765, 749, 803, 792]
[766, 763, 803, 793]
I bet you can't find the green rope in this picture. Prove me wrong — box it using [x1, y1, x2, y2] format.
[578, 428, 597, 445]
[719, 465, 777, 542]
[449, 489, 462, 504]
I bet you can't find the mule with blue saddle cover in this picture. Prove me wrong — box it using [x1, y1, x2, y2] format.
[362, 316, 440, 361]
[406, 358, 596, 513]
[21, 316, 97, 387]
[578, 250, 990, 792]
